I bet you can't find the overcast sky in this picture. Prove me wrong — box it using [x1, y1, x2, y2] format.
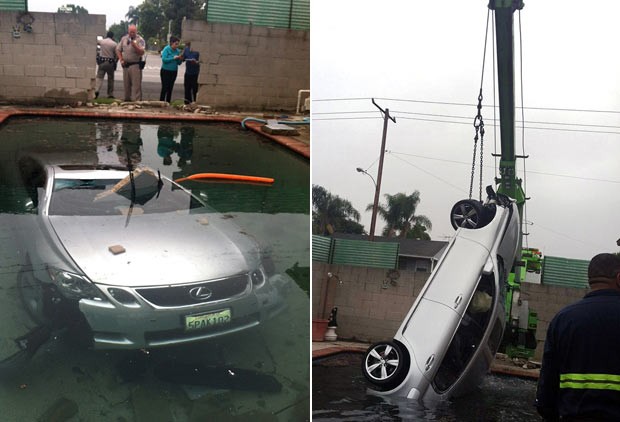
[311, 0, 620, 261]
[29, 0, 132, 27]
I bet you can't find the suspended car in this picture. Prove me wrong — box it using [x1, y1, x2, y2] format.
[362, 186, 520, 401]
[13, 159, 289, 350]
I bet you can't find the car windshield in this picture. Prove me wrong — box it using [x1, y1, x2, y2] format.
[49, 174, 205, 216]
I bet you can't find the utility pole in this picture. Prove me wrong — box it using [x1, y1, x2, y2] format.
[368, 98, 396, 241]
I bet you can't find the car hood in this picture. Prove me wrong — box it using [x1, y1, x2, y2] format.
[48, 212, 259, 287]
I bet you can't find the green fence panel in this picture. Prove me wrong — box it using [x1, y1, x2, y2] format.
[206, 0, 309, 30]
[0, 0, 26, 11]
[312, 235, 332, 263]
[542, 255, 589, 289]
[332, 238, 399, 269]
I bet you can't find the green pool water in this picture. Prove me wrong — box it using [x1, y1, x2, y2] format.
[0, 117, 310, 421]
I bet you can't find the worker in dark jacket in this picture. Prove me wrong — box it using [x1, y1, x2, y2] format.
[536, 253, 620, 421]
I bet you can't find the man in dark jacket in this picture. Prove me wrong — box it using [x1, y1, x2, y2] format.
[536, 253, 620, 421]
[182, 41, 200, 104]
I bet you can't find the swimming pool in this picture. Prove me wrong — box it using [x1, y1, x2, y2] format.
[0, 117, 309, 421]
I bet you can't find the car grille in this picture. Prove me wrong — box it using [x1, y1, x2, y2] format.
[135, 274, 249, 307]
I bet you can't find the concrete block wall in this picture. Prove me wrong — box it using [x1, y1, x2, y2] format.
[313, 261, 589, 361]
[182, 20, 309, 110]
[0, 11, 104, 104]
[520, 282, 588, 360]
[313, 262, 431, 342]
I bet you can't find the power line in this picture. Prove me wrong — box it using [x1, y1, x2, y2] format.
[312, 116, 381, 121]
[314, 114, 620, 135]
[388, 151, 620, 184]
[312, 96, 620, 115]
[532, 222, 610, 250]
[389, 154, 468, 194]
[316, 109, 620, 131]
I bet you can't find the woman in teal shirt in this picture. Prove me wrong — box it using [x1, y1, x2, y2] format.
[159, 36, 183, 103]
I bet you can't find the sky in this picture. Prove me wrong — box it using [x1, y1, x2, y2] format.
[311, 0, 620, 261]
[28, 0, 134, 26]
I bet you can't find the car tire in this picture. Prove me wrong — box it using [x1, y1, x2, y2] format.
[362, 340, 410, 390]
[450, 199, 484, 230]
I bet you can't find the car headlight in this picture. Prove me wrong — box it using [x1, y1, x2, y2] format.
[250, 266, 266, 287]
[46, 267, 103, 300]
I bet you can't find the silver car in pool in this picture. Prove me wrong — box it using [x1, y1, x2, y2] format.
[13, 160, 290, 350]
[362, 187, 520, 402]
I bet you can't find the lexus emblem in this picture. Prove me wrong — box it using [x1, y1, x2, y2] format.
[189, 286, 213, 301]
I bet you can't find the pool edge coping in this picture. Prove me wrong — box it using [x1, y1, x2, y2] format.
[0, 107, 310, 160]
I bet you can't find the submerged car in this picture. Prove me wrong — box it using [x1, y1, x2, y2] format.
[362, 187, 520, 401]
[14, 160, 289, 350]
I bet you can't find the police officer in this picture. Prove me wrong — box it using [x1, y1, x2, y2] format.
[95, 31, 117, 99]
[536, 253, 620, 421]
[116, 25, 146, 102]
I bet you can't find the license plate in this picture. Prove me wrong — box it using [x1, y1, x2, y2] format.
[185, 309, 231, 331]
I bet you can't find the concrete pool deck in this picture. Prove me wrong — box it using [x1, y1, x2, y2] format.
[0, 104, 310, 159]
[312, 340, 541, 380]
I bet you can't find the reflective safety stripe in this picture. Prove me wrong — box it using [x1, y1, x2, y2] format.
[560, 373, 620, 391]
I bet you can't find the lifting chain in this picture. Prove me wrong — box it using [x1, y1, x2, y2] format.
[469, 90, 485, 201]
[468, 9, 491, 201]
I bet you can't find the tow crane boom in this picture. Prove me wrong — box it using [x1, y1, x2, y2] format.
[489, 0, 539, 359]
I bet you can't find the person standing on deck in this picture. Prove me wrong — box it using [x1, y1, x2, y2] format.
[95, 31, 117, 99]
[182, 41, 200, 104]
[116, 25, 146, 102]
[159, 36, 183, 103]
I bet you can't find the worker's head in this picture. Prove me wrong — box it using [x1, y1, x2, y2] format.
[128, 25, 137, 39]
[106, 31, 114, 39]
[587, 253, 620, 290]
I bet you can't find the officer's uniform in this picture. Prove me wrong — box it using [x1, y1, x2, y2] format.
[96, 37, 118, 98]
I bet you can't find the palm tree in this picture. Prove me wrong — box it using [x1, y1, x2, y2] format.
[312, 185, 363, 235]
[368, 191, 432, 239]
[125, 6, 139, 26]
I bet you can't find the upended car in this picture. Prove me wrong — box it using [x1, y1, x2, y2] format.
[13, 161, 290, 350]
[362, 187, 520, 402]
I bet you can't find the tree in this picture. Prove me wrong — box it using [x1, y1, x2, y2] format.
[164, 0, 204, 37]
[125, 6, 139, 25]
[368, 191, 432, 239]
[135, 1, 167, 48]
[108, 21, 129, 39]
[312, 185, 363, 236]
[58, 4, 88, 14]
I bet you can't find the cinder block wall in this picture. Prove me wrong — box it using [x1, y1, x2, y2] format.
[520, 282, 587, 360]
[313, 261, 588, 361]
[182, 20, 309, 110]
[312, 262, 431, 342]
[0, 11, 104, 104]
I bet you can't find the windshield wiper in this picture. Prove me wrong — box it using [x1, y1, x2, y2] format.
[125, 149, 136, 227]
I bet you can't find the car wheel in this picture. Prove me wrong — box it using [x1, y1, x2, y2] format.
[450, 200, 484, 230]
[362, 340, 410, 389]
